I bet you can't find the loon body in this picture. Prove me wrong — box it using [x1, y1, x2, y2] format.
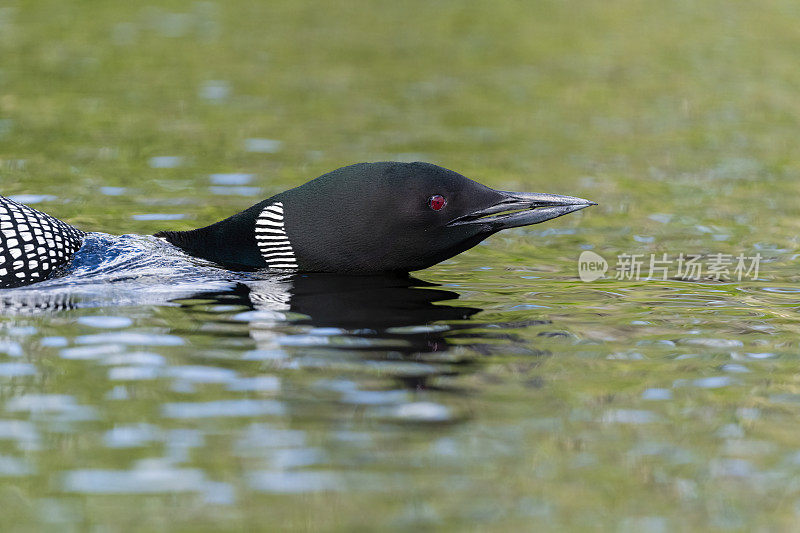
[0, 162, 595, 288]
[0, 197, 85, 288]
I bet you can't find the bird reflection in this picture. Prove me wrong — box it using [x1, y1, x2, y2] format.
[267, 273, 479, 328]
[0, 269, 545, 391]
[180, 273, 490, 390]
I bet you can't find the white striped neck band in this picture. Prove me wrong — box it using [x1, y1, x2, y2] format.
[254, 202, 298, 270]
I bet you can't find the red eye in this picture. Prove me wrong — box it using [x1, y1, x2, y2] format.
[428, 195, 447, 211]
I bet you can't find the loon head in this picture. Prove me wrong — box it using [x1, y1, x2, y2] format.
[157, 162, 596, 274]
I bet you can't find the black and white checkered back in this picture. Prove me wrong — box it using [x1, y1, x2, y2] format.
[0, 196, 85, 288]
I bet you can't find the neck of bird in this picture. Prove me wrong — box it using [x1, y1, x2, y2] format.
[154, 202, 267, 270]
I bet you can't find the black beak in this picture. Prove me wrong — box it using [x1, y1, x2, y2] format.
[447, 190, 596, 230]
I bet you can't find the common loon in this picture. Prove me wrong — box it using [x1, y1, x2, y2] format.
[0, 162, 595, 288]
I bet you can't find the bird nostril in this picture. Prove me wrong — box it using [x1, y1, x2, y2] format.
[428, 195, 447, 211]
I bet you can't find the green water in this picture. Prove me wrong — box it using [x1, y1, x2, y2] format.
[2, 0, 800, 530]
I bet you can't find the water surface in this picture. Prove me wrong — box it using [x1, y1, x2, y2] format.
[2, 0, 800, 530]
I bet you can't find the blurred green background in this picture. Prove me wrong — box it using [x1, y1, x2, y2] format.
[2, 0, 798, 240]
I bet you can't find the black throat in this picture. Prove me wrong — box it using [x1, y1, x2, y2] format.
[154, 200, 270, 270]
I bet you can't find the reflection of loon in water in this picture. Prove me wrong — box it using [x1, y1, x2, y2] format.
[181, 276, 551, 391]
[0, 162, 594, 288]
[182, 275, 486, 391]
[194, 274, 480, 345]
[0, 240, 547, 390]
[261, 274, 479, 328]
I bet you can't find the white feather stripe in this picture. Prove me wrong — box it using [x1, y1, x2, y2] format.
[255, 202, 297, 270]
[256, 235, 293, 241]
[259, 250, 294, 256]
[257, 243, 293, 249]
[258, 248, 294, 254]
[261, 252, 296, 258]
[256, 213, 283, 220]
